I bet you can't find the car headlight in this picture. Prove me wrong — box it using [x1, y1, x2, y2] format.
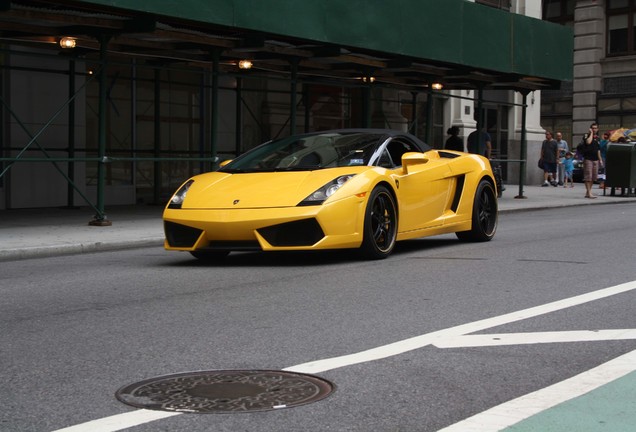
[168, 179, 194, 209]
[299, 175, 355, 206]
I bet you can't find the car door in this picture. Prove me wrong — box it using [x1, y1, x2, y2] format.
[384, 140, 453, 232]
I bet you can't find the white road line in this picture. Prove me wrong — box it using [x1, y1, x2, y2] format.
[52, 410, 180, 432]
[436, 348, 636, 432]
[433, 329, 636, 348]
[284, 280, 636, 374]
[52, 280, 636, 432]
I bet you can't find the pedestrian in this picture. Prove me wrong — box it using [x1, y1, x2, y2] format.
[467, 127, 492, 159]
[555, 132, 569, 186]
[444, 126, 464, 151]
[563, 151, 574, 188]
[540, 131, 559, 187]
[577, 123, 604, 199]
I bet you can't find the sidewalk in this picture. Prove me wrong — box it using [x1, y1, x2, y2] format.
[1, 184, 635, 262]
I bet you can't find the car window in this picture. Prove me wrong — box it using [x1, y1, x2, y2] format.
[376, 149, 394, 168]
[383, 138, 421, 167]
[219, 132, 428, 173]
[221, 132, 385, 172]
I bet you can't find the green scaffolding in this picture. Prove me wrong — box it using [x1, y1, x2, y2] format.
[0, 43, 534, 220]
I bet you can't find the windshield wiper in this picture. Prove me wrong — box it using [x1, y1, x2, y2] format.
[219, 168, 248, 173]
[273, 166, 318, 171]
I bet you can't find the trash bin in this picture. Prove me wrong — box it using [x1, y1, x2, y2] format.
[605, 143, 636, 196]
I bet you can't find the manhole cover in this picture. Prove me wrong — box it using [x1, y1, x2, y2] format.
[115, 370, 335, 413]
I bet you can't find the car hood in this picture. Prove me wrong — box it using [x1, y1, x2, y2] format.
[182, 169, 364, 209]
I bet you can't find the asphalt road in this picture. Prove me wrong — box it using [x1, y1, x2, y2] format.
[2, 204, 636, 432]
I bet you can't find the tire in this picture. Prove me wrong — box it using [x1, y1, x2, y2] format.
[190, 250, 230, 261]
[456, 179, 498, 242]
[359, 185, 398, 260]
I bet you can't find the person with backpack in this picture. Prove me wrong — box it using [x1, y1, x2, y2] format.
[577, 123, 604, 198]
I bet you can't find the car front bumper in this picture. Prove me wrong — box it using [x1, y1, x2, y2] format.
[163, 194, 367, 252]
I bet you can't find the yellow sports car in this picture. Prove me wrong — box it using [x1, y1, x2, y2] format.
[163, 129, 498, 260]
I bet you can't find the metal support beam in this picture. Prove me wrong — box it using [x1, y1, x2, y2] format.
[90, 34, 112, 225]
[65, 58, 77, 208]
[476, 85, 485, 151]
[515, 90, 530, 199]
[235, 76, 243, 157]
[199, 72, 206, 173]
[304, 85, 310, 133]
[410, 91, 417, 135]
[0, 64, 4, 198]
[290, 59, 298, 135]
[363, 74, 372, 128]
[425, 87, 433, 144]
[153, 67, 161, 205]
[131, 59, 138, 191]
[210, 49, 220, 170]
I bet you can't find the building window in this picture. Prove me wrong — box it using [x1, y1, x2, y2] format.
[609, 0, 630, 9]
[606, 0, 636, 55]
[604, 75, 636, 94]
[475, 0, 511, 11]
[543, 0, 574, 25]
[597, 92, 636, 134]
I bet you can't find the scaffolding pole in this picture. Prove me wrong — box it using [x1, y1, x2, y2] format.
[90, 35, 112, 225]
[515, 90, 530, 199]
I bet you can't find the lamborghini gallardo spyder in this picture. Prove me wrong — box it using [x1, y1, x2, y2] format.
[163, 129, 498, 260]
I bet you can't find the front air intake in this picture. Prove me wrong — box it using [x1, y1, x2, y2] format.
[257, 218, 325, 246]
[164, 221, 203, 247]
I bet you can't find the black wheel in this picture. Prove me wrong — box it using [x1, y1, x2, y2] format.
[190, 250, 230, 261]
[456, 179, 498, 242]
[359, 185, 398, 259]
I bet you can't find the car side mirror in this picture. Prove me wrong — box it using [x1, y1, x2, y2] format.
[219, 159, 232, 168]
[401, 152, 428, 174]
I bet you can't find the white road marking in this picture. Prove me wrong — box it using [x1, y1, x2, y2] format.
[284, 280, 636, 374]
[51, 280, 636, 432]
[52, 410, 180, 432]
[433, 329, 636, 348]
[436, 348, 636, 432]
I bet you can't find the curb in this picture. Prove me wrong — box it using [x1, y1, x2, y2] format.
[2, 196, 635, 262]
[0, 238, 164, 262]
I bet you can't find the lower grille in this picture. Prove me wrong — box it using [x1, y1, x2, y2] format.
[257, 218, 325, 247]
[164, 221, 203, 247]
[204, 241, 260, 251]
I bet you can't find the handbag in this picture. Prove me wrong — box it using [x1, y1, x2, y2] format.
[537, 158, 544, 169]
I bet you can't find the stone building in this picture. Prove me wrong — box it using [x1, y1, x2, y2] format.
[543, 0, 636, 145]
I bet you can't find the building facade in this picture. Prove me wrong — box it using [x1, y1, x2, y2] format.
[0, 0, 568, 211]
[543, 0, 636, 148]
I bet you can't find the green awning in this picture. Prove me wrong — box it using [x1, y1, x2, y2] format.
[3, 0, 573, 89]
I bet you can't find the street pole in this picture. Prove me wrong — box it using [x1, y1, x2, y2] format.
[90, 34, 112, 226]
[515, 90, 530, 199]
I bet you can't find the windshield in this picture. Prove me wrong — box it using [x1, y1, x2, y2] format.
[220, 132, 389, 173]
